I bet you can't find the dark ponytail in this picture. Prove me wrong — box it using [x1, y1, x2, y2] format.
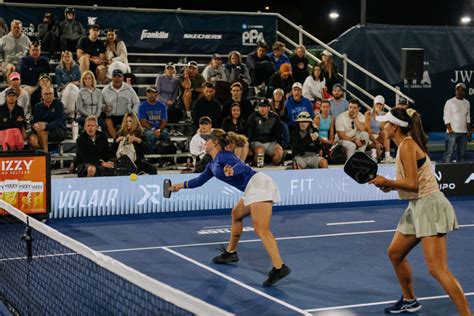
[391, 108, 429, 154]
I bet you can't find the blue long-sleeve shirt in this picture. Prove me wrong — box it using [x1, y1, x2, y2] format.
[285, 95, 314, 128]
[19, 55, 51, 86]
[32, 99, 67, 131]
[185, 150, 256, 192]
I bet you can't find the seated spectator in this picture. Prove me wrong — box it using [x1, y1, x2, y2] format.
[191, 82, 223, 129]
[112, 112, 157, 175]
[365, 95, 394, 163]
[138, 87, 170, 153]
[202, 53, 230, 104]
[285, 82, 314, 130]
[224, 50, 251, 89]
[76, 70, 105, 132]
[59, 7, 85, 52]
[101, 69, 140, 138]
[190, 116, 213, 173]
[335, 99, 369, 158]
[267, 41, 290, 72]
[179, 61, 205, 121]
[302, 64, 326, 103]
[75, 115, 114, 177]
[270, 88, 290, 149]
[155, 62, 180, 123]
[222, 82, 253, 120]
[245, 41, 274, 86]
[314, 99, 335, 145]
[319, 50, 339, 96]
[329, 83, 349, 119]
[28, 87, 67, 152]
[0, 20, 31, 82]
[77, 23, 107, 84]
[290, 45, 309, 84]
[105, 28, 131, 79]
[0, 72, 30, 116]
[30, 74, 58, 117]
[0, 88, 25, 151]
[19, 42, 52, 94]
[396, 96, 410, 109]
[0, 18, 8, 38]
[37, 12, 58, 58]
[291, 111, 328, 169]
[268, 63, 294, 97]
[222, 102, 246, 135]
[224, 132, 249, 162]
[55, 50, 81, 120]
[247, 99, 284, 167]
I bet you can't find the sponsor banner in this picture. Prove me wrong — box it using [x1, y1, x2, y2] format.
[0, 152, 51, 215]
[51, 166, 397, 218]
[0, 5, 276, 54]
[435, 162, 474, 196]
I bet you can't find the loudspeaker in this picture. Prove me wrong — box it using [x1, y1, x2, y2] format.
[400, 48, 424, 80]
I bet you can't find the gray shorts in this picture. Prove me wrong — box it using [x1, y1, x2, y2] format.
[294, 154, 324, 169]
[250, 141, 279, 156]
[397, 191, 459, 238]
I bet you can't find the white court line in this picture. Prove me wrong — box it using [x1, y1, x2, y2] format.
[305, 292, 474, 312]
[326, 220, 375, 226]
[100, 224, 474, 254]
[162, 247, 312, 316]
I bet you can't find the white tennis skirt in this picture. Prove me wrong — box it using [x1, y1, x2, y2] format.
[242, 172, 281, 206]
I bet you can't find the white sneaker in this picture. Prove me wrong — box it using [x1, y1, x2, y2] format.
[382, 156, 396, 164]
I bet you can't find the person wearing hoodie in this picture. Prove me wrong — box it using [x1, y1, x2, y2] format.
[0, 20, 31, 80]
[189, 116, 214, 173]
[101, 69, 140, 138]
[284, 82, 314, 130]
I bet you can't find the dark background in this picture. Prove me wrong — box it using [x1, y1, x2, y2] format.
[10, 0, 474, 42]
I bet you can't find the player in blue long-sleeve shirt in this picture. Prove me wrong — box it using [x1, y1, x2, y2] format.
[170, 129, 291, 287]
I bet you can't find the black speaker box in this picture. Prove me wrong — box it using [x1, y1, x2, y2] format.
[400, 48, 424, 80]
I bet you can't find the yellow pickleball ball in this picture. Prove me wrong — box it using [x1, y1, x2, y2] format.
[129, 173, 138, 182]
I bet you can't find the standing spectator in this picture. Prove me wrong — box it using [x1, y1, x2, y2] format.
[291, 111, 328, 169]
[112, 112, 157, 175]
[290, 45, 309, 84]
[224, 51, 251, 87]
[443, 83, 471, 163]
[0, 18, 8, 38]
[268, 63, 294, 97]
[0, 72, 30, 116]
[202, 53, 230, 104]
[270, 88, 290, 149]
[314, 99, 335, 145]
[329, 83, 349, 119]
[319, 49, 339, 96]
[28, 87, 67, 152]
[191, 82, 223, 129]
[190, 116, 213, 173]
[37, 12, 58, 58]
[267, 41, 290, 72]
[77, 24, 107, 84]
[105, 28, 130, 79]
[285, 82, 314, 129]
[0, 20, 31, 81]
[155, 62, 180, 122]
[222, 82, 253, 121]
[76, 70, 105, 132]
[19, 42, 52, 93]
[247, 99, 284, 166]
[335, 99, 369, 158]
[365, 95, 394, 163]
[245, 42, 274, 86]
[75, 115, 114, 178]
[59, 7, 85, 52]
[30, 74, 58, 117]
[302, 64, 326, 102]
[138, 87, 169, 153]
[179, 61, 205, 121]
[55, 50, 81, 120]
[101, 69, 140, 138]
[0, 88, 25, 151]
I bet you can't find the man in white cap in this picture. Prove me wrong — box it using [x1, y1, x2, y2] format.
[443, 82, 471, 163]
[285, 82, 314, 129]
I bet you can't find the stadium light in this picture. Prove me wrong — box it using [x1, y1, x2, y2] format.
[264, 6, 270, 11]
[460, 16, 471, 24]
[329, 12, 339, 20]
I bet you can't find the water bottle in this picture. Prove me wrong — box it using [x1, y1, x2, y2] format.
[257, 153, 264, 168]
[72, 121, 79, 141]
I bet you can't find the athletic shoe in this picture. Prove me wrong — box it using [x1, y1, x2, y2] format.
[262, 264, 291, 287]
[384, 296, 421, 314]
[381, 156, 396, 164]
[212, 245, 239, 264]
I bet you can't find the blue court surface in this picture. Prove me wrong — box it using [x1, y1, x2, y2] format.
[49, 197, 474, 316]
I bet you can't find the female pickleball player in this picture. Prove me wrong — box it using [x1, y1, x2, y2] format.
[369, 108, 471, 315]
[170, 129, 290, 287]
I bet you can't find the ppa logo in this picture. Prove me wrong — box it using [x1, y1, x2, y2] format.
[242, 29, 265, 46]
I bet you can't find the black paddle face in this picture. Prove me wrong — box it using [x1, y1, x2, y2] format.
[163, 179, 172, 198]
[344, 151, 378, 184]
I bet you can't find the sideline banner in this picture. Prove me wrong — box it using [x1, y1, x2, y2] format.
[0, 5, 276, 54]
[51, 166, 398, 218]
[435, 162, 474, 196]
